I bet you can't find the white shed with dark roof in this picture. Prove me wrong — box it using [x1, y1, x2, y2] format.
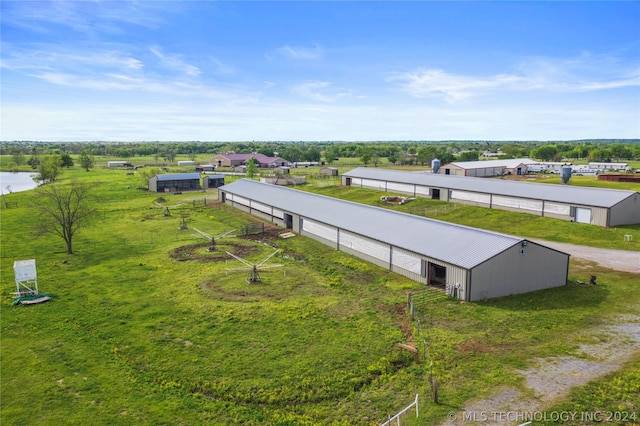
[218, 179, 569, 301]
[342, 167, 640, 227]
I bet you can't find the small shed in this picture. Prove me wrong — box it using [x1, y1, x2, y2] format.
[203, 174, 226, 189]
[196, 164, 215, 172]
[148, 173, 201, 192]
[320, 167, 339, 177]
[108, 161, 132, 168]
[178, 160, 195, 166]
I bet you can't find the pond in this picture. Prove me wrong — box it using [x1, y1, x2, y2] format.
[0, 171, 40, 194]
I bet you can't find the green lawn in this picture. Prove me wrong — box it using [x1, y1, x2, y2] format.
[1, 167, 639, 425]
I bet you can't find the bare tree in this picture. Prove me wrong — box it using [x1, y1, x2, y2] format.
[34, 181, 101, 254]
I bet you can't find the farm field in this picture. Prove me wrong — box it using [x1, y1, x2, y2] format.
[1, 166, 639, 425]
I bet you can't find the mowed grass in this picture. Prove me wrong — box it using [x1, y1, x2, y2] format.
[1, 168, 639, 425]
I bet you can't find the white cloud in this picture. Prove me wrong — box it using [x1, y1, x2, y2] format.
[388, 60, 640, 102]
[290, 81, 352, 103]
[150, 46, 201, 77]
[273, 44, 323, 60]
[387, 69, 523, 102]
[0, 1, 171, 35]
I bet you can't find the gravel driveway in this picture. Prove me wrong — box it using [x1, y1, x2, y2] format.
[440, 241, 639, 425]
[532, 240, 640, 273]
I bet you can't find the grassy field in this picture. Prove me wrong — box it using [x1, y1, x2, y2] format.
[1, 164, 639, 425]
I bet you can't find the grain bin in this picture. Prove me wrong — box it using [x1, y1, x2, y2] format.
[561, 165, 572, 184]
[431, 158, 441, 174]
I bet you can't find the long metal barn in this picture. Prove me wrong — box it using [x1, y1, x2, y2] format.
[342, 167, 640, 227]
[218, 179, 569, 302]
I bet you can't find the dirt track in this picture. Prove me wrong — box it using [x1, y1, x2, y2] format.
[532, 240, 640, 273]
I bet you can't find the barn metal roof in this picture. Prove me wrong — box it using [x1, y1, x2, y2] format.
[155, 173, 201, 181]
[343, 167, 637, 208]
[219, 179, 541, 269]
[445, 158, 537, 169]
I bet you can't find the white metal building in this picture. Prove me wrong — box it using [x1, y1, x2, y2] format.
[218, 179, 569, 301]
[342, 167, 640, 227]
[439, 158, 537, 176]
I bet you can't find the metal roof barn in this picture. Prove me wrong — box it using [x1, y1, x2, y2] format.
[218, 179, 569, 301]
[148, 173, 201, 192]
[439, 158, 536, 176]
[342, 167, 640, 227]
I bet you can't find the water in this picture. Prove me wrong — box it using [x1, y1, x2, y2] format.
[0, 172, 40, 194]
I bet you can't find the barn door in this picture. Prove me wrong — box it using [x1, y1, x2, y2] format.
[575, 208, 591, 224]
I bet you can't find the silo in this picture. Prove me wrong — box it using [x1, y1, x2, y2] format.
[560, 165, 572, 184]
[431, 158, 441, 174]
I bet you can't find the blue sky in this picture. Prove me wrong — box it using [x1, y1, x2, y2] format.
[1, 1, 639, 142]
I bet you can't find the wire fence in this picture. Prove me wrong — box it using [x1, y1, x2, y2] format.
[379, 288, 451, 425]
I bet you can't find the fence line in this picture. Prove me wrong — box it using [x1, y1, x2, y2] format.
[380, 394, 419, 426]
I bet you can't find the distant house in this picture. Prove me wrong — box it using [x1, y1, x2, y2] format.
[202, 174, 225, 189]
[148, 173, 201, 192]
[439, 158, 536, 177]
[210, 153, 292, 168]
[177, 160, 195, 166]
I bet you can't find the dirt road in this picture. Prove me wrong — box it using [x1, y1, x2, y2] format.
[532, 240, 640, 273]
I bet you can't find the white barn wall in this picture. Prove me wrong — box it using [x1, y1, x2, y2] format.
[491, 196, 543, 214]
[386, 182, 415, 195]
[301, 218, 339, 249]
[338, 230, 391, 270]
[450, 190, 491, 206]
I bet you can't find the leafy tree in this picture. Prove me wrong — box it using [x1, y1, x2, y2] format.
[33, 181, 101, 254]
[417, 146, 437, 166]
[388, 153, 398, 165]
[27, 154, 40, 168]
[36, 154, 62, 183]
[458, 150, 480, 162]
[12, 151, 25, 166]
[245, 157, 259, 178]
[360, 150, 372, 166]
[79, 150, 95, 172]
[531, 144, 559, 161]
[60, 153, 74, 168]
[324, 146, 340, 165]
[303, 147, 322, 162]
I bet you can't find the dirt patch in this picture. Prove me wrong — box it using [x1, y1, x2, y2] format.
[441, 315, 640, 425]
[391, 303, 414, 344]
